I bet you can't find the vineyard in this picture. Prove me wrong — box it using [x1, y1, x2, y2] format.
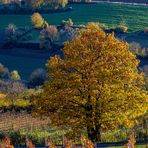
[0, 112, 50, 132]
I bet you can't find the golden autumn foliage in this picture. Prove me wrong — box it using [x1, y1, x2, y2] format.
[31, 13, 45, 29]
[26, 0, 68, 9]
[31, 0, 44, 8]
[34, 28, 148, 142]
[0, 137, 14, 148]
[0, 92, 11, 107]
[81, 136, 94, 148]
[47, 0, 68, 8]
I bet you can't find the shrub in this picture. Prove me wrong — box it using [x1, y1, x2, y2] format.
[129, 42, 141, 53]
[39, 26, 58, 49]
[87, 22, 108, 30]
[61, 18, 74, 27]
[58, 0, 68, 8]
[0, 63, 9, 79]
[129, 42, 148, 57]
[28, 68, 46, 88]
[81, 136, 94, 148]
[59, 26, 78, 41]
[0, 136, 14, 148]
[47, 0, 68, 9]
[114, 21, 128, 33]
[115, 25, 128, 33]
[9, 70, 21, 81]
[0, 93, 11, 107]
[0, 81, 26, 105]
[5, 24, 19, 45]
[26, 140, 35, 148]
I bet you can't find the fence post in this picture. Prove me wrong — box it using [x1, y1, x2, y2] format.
[62, 133, 65, 148]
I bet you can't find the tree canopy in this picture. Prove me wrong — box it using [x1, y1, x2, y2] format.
[34, 27, 148, 142]
[31, 13, 45, 29]
[25, 0, 68, 9]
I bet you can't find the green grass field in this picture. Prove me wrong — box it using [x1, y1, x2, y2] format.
[0, 2, 148, 80]
[0, 3, 148, 31]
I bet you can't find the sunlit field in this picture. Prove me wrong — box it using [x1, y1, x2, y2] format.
[0, 3, 148, 31]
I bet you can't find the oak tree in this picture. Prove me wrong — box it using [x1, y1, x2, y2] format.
[34, 28, 148, 142]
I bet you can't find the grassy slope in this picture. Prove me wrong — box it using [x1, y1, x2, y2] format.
[0, 3, 147, 30]
[0, 3, 147, 79]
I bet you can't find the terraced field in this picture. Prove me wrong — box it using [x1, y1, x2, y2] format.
[0, 3, 148, 31]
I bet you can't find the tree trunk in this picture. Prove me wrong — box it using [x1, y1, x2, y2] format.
[87, 124, 101, 143]
[86, 101, 101, 143]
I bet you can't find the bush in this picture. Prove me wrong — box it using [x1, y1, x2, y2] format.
[5, 24, 19, 46]
[115, 25, 128, 33]
[129, 42, 148, 57]
[0, 80, 27, 107]
[0, 81, 26, 96]
[9, 70, 21, 81]
[114, 21, 128, 33]
[87, 22, 108, 30]
[39, 26, 58, 49]
[28, 68, 46, 88]
[61, 18, 74, 27]
[59, 26, 78, 41]
[0, 93, 11, 107]
[0, 63, 9, 79]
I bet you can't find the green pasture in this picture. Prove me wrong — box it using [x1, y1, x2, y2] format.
[0, 2, 148, 79]
[0, 3, 148, 31]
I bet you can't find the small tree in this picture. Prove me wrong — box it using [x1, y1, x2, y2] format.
[31, 0, 44, 9]
[59, 26, 78, 42]
[0, 81, 26, 105]
[39, 26, 58, 49]
[0, 63, 9, 79]
[9, 70, 21, 81]
[28, 68, 46, 88]
[58, 0, 68, 8]
[47, 0, 68, 9]
[34, 28, 148, 142]
[31, 13, 45, 29]
[115, 21, 128, 33]
[5, 24, 18, 46]
[87, 22, 108, 31]
[61, 18, 74, 27]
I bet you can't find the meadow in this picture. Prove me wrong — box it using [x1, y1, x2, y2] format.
[0, 2, 148, 79]
[0, 3, 148, 31]
[0, 2, 147, 79]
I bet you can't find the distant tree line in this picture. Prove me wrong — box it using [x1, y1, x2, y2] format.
[0, 0, 68, 10]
